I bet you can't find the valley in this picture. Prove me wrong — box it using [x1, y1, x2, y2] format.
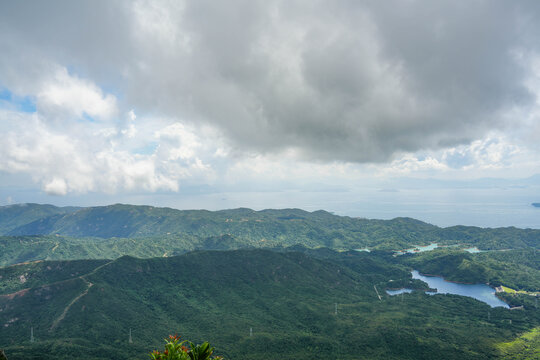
[0, 204, 538, 359]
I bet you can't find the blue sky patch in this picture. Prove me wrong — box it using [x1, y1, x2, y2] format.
[82, 112, 96, 122]
[18, 95, 37, 113]
[0, 88, 11, 101]
[445, 152, 473, 169]
[133, 142, 158, 155]
[0, 87, 36, 113]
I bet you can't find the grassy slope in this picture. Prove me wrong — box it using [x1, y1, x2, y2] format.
[1, 249, 538, 359]
[497, 327, 540, 359]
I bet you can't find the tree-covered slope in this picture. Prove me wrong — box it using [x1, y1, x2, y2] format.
[2, 204, 539, 255]
[0, 204, 79, 234]
[5, 204, 439, 248]
[398, 248, 540, 292]
[0, 259, 109, 295]
[1, 249, 538, 359]
[0, 234, 207, 267]
[497, 327, 540, 359]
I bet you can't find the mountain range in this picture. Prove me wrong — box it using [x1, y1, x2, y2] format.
[0, 203, 538, 267]
[0, 203, 538, 359]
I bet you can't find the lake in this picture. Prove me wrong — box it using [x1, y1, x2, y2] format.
[411, 270, 509, 308]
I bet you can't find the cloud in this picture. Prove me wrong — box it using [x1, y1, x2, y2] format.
[1, 0, 540, 199]
[0, 108, 215, 195]
[37, 67, 118, 121]
[443, 136, 522, 170]
[371, 131, 535, 179]
[44, 178, 68, 196]
[1, 0, 540, 164]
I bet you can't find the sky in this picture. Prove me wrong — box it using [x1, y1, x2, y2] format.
[0, 0, 540, 228]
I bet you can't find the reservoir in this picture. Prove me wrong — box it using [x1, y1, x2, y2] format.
[411, 270, 509, 308]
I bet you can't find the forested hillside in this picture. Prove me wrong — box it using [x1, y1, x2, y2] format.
[1, 249, 537, 359]
[0, 204, 538, 268]
[0, 204, 538, 359]
[0, 204, 79, 234]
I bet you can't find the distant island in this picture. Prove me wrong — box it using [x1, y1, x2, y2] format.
[532, 203, 540, 208]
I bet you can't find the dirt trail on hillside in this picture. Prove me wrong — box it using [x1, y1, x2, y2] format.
[49, 278, 93, 331]
[49, 260, 114, 331]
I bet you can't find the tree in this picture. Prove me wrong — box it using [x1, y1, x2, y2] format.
[149, 335, 223, 360]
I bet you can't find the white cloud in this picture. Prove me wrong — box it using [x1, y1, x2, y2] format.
[155, 122, 202, 161]
[1, 0, 540, 202]
[0, 107, 217, 195]
[44, 178, 68, 196]
[5, 1, 539, 163]
[36, 67, 118, 121]
[370, 132, 534, 179]
[383, 155, 448, 176]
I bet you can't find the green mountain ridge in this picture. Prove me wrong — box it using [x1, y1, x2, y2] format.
[0, 204, 80, 234]
[1, 204, 538, 359]
[2, 249, 537, 359]
[6, 203, 431, 240]
[2, 204, 539, 253]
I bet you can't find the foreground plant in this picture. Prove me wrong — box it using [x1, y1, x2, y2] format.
[150, 335, 223, 360]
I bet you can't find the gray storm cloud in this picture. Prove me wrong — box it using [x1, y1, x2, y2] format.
[1, 0, 539, 162]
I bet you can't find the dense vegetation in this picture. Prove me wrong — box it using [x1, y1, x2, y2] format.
[2, 204, 539, 250]
[0, 204, 539, 267]
[150, 335, 223, 360]
[1, 249, 539, 359]
[497, 327, 540, 359]
[0, 204, 538, 359]
[0, 204, 79, 234]
[398, 248, 540, 292]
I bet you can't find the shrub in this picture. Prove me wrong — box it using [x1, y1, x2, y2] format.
[150, 335, 223, 360]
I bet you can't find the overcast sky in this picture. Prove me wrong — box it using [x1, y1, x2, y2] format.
[1, 0, 539, 227]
